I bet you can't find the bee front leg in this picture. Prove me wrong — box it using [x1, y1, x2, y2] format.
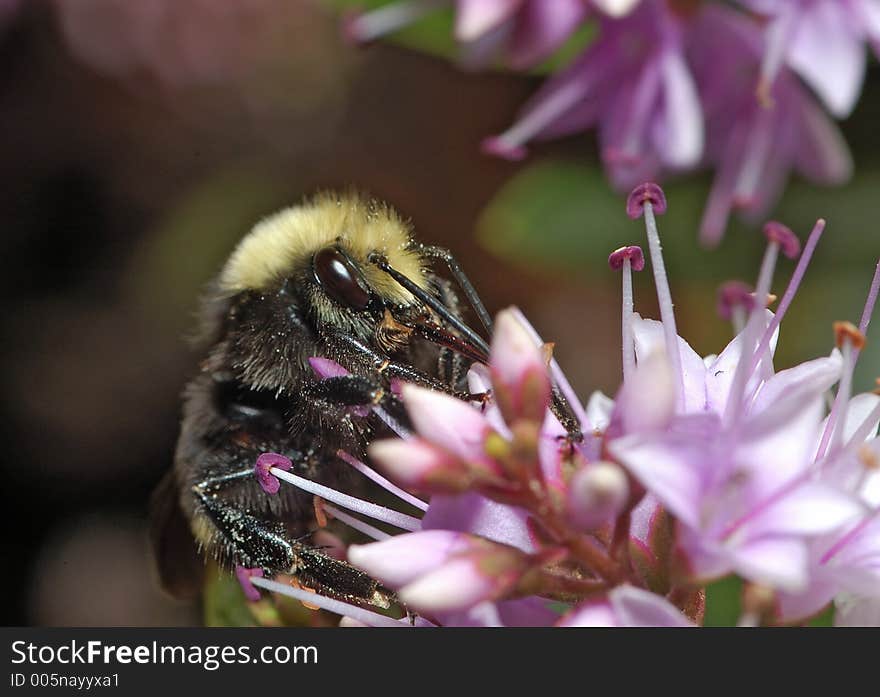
[192, 481, 295, 574]
[192, 479, 394, 610]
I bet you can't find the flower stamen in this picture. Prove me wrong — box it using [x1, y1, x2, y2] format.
[337, 449, 429, 512]
[746, 219, 826, 382]
[609, 245, 645, 383]
[250, 576, 412, 627]
[627, 183, 682, 409]
[269, 463, 423, 532]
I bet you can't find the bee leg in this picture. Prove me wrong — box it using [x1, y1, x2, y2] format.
[192, 482, 395, 610]
[305, 374, 388, 408]
[325, 330, 474, 398]
[192, 486, 295, 573]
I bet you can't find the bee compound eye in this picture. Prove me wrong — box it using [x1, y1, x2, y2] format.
[312, 247, 371, 310]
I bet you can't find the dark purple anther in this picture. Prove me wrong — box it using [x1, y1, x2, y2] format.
[717, 281, 755, 321]
[763, 221, 801, 259]
[235, 565, 264, 602]
[255, 452, 293, 495]
[608, 245, 646, 272]
[626, 183, 667, 219]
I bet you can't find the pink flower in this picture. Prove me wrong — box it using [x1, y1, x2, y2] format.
[483, 0, 703, 190]
[239, 181, 880, 627]
[688, 4, 852, 246]
[344, 0, 597, 69]
[348, 530, 533, 615]
[739, 0, 880, 117]
[559, 585, 695, 627]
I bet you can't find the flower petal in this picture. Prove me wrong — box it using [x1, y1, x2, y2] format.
[558, 599, 619, 627]
[739, 483, 865, 541]
[347, 530, 472, 587]
[632, 316, 708, 413]
[402, 383, 489, 461]
[834, 593, 880, 626]
[368, 438, 469, 492]
[610, 585, 695, 627]
[654, 48, 703, 168]
[729, 536, 809, 592]
[787, 4, 866, 118]
[507, 0, 587, 69]
[422, 492, 537, 552]
[454, 0, 521, 42]
[398, 556, 507, 614]
[609, 431, 704, 529]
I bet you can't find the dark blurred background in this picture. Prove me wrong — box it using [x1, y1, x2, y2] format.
[3, 0, 880, 626]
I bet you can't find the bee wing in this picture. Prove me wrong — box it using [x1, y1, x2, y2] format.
[148, 470, 205, 599]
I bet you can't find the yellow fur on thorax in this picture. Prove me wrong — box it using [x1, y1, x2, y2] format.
[219, 193, 429, 304]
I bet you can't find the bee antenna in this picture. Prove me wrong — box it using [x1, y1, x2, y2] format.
[369, 254, 491, 358]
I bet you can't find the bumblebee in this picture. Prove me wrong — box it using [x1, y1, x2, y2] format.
[150, 192, 580, 608]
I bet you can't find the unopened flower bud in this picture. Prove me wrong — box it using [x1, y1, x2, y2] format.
[567, 462, 630, 530]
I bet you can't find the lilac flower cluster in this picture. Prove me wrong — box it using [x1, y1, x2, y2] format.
[243, 182, 880, 627]
[344, 0, 873, 246]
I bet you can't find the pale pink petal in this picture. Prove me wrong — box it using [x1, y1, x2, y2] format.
[490, 308, 550, 420]
[654, 48, 703, 168]
[439, 601, 504, 627]
[558, 599, 619, 627]
[399, 557, 499, 613]
[739, 483, 865, 540]
[422, 492, 537, 552]
[834, 593, 880, 626]
[818, 392, 880, 447]
[794, 90, 854, 184]
[496, 597, 561, 626]
[402, 384, 489, 461]
[751, 350, 843, 415]
[586, 391, 615, 432]
[730, 536, 809, 592]
[787, 4, 866, 117]
[705, 309, 777, 413]
[776, 576, 837, 623]
[677, 527, 732, 582]
[628, 493, 663, 546]
[507, 0, 587, 69]
[610, 585, 696, 627]
[592, 0, 642, 17]
[609, 431, 703, 529]
[616, 349, 677, 433]
[367, 438, 466, 490]
[454, 0, 522, 42]
[632, 316, 708, 413]
[736, 398, 825, 493]
[347, 530, 472, 587]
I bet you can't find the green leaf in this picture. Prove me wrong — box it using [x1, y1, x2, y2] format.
[703, 576, 742, 627]
[808, 605, 834, 627]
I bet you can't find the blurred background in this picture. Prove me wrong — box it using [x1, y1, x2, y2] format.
[3, 0, 880, 626]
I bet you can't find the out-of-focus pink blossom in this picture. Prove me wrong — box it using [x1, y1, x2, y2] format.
[344, 1, 642, 69]
[687, 5, 852, 246]
[559, 584, 695, 626]
[738, 0, 880, 118]
[483, 0, 703, 191]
